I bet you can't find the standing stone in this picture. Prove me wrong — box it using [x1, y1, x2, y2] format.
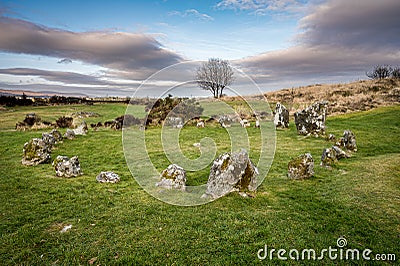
[50, 129, 63, 142]
[52, 155, 83, 177]
[294, 101, 329, 136]
[21, 138, 51, 166]
[64, 129, 75, 140]
[288, 153, 314, 179]
[274, 102, 289, 128]
[73, 121, 88, 135]
[202, 149, 258, 199]
[156, 164, 186, 191]
[42, 133, 56, 147]
[337, 130, 357, 152]
[96, 171, 120, 183]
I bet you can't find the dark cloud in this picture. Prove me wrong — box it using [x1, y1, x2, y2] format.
[237, 0, 400, 86]
[0, 68, 108, 85]
[0, 16, 184, 75]
[57, 58, 72, 64]
[298, 0, 400, 50]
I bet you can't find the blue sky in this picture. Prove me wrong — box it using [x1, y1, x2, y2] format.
[0, 0, 399, 97]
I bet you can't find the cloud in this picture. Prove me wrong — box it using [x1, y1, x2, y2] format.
[169, 9, 214, 21]
[0, 68, 108, 85]
[215, 0, 306, 15]
[0, 16, 184, 78]
[297, 0, 400, 50]
[236, 0, 400, 86]
[57, 58, 72, 64]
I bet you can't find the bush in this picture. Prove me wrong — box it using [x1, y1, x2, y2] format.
[366, 65, 392, 79]
[145, 96, 203, 126]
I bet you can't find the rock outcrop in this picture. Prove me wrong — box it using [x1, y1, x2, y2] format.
[202, 149, 258, 199]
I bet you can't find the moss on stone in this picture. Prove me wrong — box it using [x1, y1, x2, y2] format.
[236, 161, 254, 191]
[24, 140, 37, 160]
[220, 157, 230, 171]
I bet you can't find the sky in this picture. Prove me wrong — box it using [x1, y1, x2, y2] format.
[0, 0, 399, 97]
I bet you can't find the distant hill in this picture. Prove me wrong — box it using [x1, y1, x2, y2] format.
[0, 89, 87, 98]
[223, 78, 400, 116]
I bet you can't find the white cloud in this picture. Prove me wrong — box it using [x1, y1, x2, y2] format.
[215, 0, 306, 15]
[169, 9, 214, 21]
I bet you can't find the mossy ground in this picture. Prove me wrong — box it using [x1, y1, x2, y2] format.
[0, 103, 399, 265]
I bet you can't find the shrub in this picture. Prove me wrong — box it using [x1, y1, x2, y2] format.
[366, 65, 392, 79]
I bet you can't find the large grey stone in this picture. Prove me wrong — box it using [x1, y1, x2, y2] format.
[274, 102, 289, 128]
[156, 164, 186, 191]
[96, 171, 120, 183]
[21, 138, 51, 166]
[294, 101, 328, 136]
[288, 153, 314, 179]
[202, 149, 258, 199]
[52, 155, 83, 177]
[336, 130, 357, 152]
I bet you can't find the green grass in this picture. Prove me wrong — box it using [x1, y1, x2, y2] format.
[0, 104, 399, 265]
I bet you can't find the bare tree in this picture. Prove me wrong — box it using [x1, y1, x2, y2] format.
[366, 65, 393, 79]
[196, 58, 234, 98]
[392, 66, 400, 79]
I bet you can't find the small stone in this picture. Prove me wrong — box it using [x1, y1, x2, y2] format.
[156, 164, 186, 191]
[21, 138, 51, 166]
[202, 149, 258, 199]
[52, 155, 83, 177]
[96, 171, 120, 183]
[274, 102, 289, 128]
[327, 134, 336, 141]
[60, 224, 72, 233]
[64, 129, 75, 140]
[288, 153, 314, 179]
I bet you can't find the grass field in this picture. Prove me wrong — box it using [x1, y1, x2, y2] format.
[0, 103, 399, 265]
